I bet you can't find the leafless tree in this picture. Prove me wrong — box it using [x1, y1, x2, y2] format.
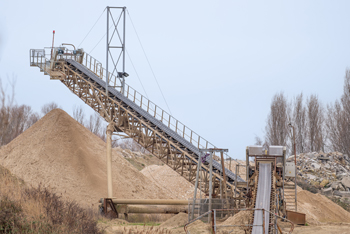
[254, 136, 263, 145]
[73, 105, 85, 125]
[265, 92, 291, 152]
[0, 77, 41, 146]
[41, 102, 59, 115]
[27, 112, 40, 127]
[86, 113, 107, 141]
[306, 94, 325, 152]
[292, 93, 307, 154]
[326, 70, 350, 155]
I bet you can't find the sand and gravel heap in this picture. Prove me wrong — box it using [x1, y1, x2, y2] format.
[141, 165, 201, 199]
[0, 109, 171, 207]
[221, 211, 251, 226]
[221, 188, 350, 225]
[160, 212, 210, 233]
[159, 212, 188, 228]
[297, 189, 350, 223]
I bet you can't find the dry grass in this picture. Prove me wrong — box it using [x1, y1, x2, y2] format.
[0, 165, 102, 233]
[122, 225, 172, 234]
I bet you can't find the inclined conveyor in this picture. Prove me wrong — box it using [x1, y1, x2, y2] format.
[66, 59, 245, 183]
[252, 163, 272, 234]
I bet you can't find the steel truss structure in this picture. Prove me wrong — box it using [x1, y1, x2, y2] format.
[106, 6, 127, 94]
[29, 47, 244, 199]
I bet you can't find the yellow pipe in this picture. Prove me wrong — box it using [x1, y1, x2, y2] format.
[106, 199, 188, 205]
[106, 124, 113, 198]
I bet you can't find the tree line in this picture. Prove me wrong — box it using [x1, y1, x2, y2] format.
[257, 70, 350, 156]
[0, 77, 145, 152]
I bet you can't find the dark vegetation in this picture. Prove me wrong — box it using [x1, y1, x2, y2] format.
[0, 165, 102, 234]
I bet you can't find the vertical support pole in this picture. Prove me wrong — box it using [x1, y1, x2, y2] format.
[220, 152, 228, 200]
[293, 126, 297, 212]
[106, 123, 113, 198]
[282, 165, 285, 216]
[208, 152, 213, 223]
[212, 210, 216, 234]
[191, 154, 202, 220]
[219, 181, 223, 219]
[235, 165, 238, 204]
[262, 209, 265, 234]
[246, 147, 249, 184]
[122, 6, 126, 95]
[220, 181, 222, 199]
[106, 6, 109, 108]
[51, 30, 55, 60]
[199, 166, 202, 199]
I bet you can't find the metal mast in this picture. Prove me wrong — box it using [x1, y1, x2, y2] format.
[106, 6, 127, 95]
[105, 6, 127, 199]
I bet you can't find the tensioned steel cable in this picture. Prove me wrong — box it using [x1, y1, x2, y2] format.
[126, 9, 173, 115]
[89, 33, 106, 54]
[78, 8, 106, 48]
[126, 49, 149, 99]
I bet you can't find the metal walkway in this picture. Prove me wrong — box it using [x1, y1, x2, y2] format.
[67, 59, 245, 183]
[252, 163, 272, 234]
[30, 48, 244, 198]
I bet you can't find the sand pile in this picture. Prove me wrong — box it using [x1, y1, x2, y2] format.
[0, 109, 171, 207]
[159, 212, 188, 228]
[297, 189, 350, 223]
[141, 165, 201, 199]
[222, 211, 251, 226]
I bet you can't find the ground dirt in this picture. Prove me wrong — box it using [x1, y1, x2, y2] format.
[0, 109, 172, 208]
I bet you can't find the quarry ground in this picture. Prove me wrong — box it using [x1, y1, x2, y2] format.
[1, 109, 350, 233]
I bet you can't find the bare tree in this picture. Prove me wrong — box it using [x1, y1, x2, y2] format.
[41, 102, 59, 115]
[326, 70, 350, 155]
[86, 113, 107, 141]
[0, 77, 41, 146]
[73, 105, 85, 125]
[254, 136, 263, 145]
[292, 93, 307, 154]
[306, 94, 325, 152]
[27, 112, 40, 128]
[265, 92, 291, 152]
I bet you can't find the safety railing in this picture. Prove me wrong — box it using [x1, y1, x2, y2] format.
[64, 50, 238, 164]
[29, 49, 51, 75]
[30, 47, 241, 166]
[184, 208, 294, 234]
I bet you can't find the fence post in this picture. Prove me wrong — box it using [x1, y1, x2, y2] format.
[211, 210, 216, 234]
[262, 209, 265, 234]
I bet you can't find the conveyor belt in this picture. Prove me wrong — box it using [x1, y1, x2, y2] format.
[252, 163, 271, 234]
[66, 59, 245, 183]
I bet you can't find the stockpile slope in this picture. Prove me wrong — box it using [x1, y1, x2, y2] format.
[141, 165, 201, 199]
[0, 109, 171, 207]
[297, 189, 350, 223]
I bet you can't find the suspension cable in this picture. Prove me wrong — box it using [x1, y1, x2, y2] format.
[78, 8, 106, 48]
[126, 9, 173, 115]
[126, 49, 149, 99]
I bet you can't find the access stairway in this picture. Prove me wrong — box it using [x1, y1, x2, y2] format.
[284, 180, 297, 211]
[30, 47, 245, 198]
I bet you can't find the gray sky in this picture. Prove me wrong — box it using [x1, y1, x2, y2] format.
[0, 1, 349, 160]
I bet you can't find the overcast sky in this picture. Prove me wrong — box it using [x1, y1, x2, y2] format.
[0, 1, 349, 160]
